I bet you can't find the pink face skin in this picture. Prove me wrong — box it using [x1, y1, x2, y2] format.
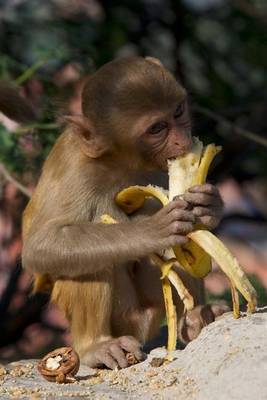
[137, 100, 193, 171]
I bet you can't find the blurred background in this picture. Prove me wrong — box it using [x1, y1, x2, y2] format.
[0, 0, 266, 362]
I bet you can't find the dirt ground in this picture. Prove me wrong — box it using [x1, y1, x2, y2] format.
[0, 309, 267, 399]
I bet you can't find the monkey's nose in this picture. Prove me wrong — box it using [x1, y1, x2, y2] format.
[174, 132, 193, 155]
[182, 135, 193, 152]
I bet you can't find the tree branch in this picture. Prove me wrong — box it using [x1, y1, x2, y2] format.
[15, 59, 48, 86]
[0, 163, 32, 198]
[193, 105, 267, 148]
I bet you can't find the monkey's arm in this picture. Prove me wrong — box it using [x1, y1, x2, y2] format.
[22, 202, 193, 278]
[22, 221, 153, 277]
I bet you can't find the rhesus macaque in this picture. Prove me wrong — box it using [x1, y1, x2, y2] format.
[20, 57, 225, 369]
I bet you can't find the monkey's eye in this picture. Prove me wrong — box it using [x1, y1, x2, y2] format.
[174, 102, 185, 119]
[148, 121, 168, 135]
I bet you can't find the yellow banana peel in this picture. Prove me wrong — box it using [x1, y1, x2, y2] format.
[188, 230, 257, 314]
[102, 136, 257, 355]
[116, 185, 169, 213]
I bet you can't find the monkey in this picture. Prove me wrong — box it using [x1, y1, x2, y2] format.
[20, 56, 226, 369]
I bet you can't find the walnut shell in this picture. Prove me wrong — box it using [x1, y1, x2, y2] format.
[125, 352, 139, 365]
[149, 357, 165, 368]
[37, 347, 80, 384]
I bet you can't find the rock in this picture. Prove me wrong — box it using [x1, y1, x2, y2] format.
[1, 309, 267, 399]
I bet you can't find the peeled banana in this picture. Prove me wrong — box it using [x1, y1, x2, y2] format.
[102, 137, 257, 355]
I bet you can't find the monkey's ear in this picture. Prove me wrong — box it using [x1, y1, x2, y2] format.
[145, 57, 163, 67]
[65, 115, 109, 158]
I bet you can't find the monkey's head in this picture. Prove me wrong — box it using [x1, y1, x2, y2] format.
[70, 57, 192, 171]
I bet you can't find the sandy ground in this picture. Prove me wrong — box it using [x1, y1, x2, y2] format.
[1, 309, 267, 399]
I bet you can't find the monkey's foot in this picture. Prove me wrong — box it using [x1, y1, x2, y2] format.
[178, 304, 229, 343]
[81, 336, 146, 370]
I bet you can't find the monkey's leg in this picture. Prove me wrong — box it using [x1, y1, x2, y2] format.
[131, 258, 167, 343]
[52, 275, 112, 355]
[51, 270, 145, 370]
[110, 260, 163, 347]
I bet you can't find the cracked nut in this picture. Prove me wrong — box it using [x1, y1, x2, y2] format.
[37, 347, 80, 384]
[125, 352, 139, 366]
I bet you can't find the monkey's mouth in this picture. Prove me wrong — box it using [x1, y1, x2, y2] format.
[162, 154, 185, 171]
[164, 157, 176, 169]
[154, 157, 177, 172]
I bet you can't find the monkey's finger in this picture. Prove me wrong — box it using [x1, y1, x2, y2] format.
[119, 336, 146, 361]
[171, 221, 194, 235]
[166, 199, 188, 211]
[193, 206, 222, 229]
[97, 352, 118, 370]
[153, 201, 183, 221]
[170, 209, 196, 223]
[109, 344, 128, 369]
[192, 206, 221, 217]
[188, 184, 220, 196]
[169, 235, 189, 246]
[183, 192, 222, 207]
[196, 215, 219, 230]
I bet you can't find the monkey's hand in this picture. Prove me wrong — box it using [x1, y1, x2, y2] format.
[183, 184, 223, 230]
[146, 198, 196, 250]
[82, 336, 146, 370]
[178, 304, 229, 343]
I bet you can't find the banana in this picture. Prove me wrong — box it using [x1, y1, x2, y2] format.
[102, 137, 257, 355]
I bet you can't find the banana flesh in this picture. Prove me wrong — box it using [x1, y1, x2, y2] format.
[168, 139, 221, 279]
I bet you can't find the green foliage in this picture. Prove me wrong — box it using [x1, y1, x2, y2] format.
[0, 0, 266, 177]
[0, 124, 26, 173]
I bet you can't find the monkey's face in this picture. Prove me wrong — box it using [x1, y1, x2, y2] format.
[136, 100, 193, 171]
[80, 56, 193, 171]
